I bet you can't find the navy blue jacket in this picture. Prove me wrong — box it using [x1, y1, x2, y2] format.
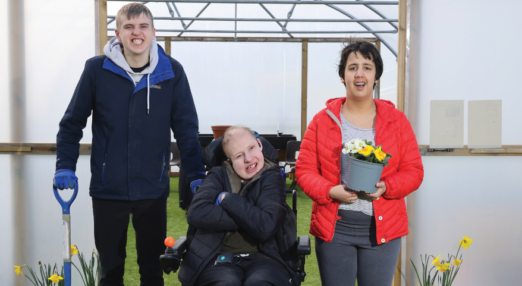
[56, 46, 206, 200]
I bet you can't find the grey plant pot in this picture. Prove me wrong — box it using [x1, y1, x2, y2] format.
[346, 156, 384, 194]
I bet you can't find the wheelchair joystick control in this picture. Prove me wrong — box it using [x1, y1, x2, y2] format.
[165, 237, 175, 248]
[160, 237, 180, 274]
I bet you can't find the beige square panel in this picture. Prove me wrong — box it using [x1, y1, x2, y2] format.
[430, 100, 464, 148]
[468, 100, 502, 148]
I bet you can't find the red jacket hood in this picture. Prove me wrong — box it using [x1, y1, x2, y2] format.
[325, 97, 399, 122]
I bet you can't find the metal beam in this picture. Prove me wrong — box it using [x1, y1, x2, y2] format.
[321, 1, 398, 56]
[357, 0, 398, 30]
[107, 0, 398, 4]
[108, 16, 399, 22]
[109, 35, 377, 42]
[108, 28, 397, 34]
[178, 3, 211, 37]
[259, 3, 293, 38]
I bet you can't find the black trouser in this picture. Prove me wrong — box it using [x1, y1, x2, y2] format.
[92, 197, 167, 286]
[195, 253, 292, 286]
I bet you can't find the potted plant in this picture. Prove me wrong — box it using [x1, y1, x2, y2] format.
[342, 139, 392, 193]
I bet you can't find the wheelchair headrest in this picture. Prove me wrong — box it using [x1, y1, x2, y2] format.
[202, 136, 280, 170]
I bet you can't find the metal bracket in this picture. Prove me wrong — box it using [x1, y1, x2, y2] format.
[427, 148, 454, 152]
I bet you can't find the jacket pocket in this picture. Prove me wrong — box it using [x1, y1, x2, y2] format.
[102, 154, 108, 183]
[159, 152, 166, 182]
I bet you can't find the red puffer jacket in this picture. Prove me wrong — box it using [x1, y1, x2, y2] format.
[296, 97, 423, 244]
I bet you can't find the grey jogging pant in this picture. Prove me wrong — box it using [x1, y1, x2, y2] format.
[315, 210, 401, 286]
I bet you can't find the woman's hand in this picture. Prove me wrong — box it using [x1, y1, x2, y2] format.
[363, 181, 386, 200]
[329, 185, 358, 204]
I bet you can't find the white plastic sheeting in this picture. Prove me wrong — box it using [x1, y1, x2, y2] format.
[1, 1, 95, 285]
[409, 1, 522, 285]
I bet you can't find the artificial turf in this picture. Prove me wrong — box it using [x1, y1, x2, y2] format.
[123, 177, 321, 286]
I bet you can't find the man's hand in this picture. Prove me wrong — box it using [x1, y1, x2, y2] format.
[53, 169, 78, 190]
[329, 185, 358, 204]
[190, 179, 202, 195]
[363, 181, 386, 200]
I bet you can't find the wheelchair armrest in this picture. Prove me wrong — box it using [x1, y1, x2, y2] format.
[159, 237, 187, 274]
[297, 236, 311, 256]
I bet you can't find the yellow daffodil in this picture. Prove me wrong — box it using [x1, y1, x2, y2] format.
[14, 265, 25, 275]
[431, 255, 441, 265]
[71, 245, 79, 255]
[459, 236, 473, 249]
[48, 274, 64, 283]
[374, 146, 387, 161]
[358, 145, 374, 157]
[436, 262, 450, 272]
[453, 259, 462, 266]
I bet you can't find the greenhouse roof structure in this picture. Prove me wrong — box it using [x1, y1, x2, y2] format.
[104, 0, 399, 56]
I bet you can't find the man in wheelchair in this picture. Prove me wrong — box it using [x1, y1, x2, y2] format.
[176, 126, 302, 286]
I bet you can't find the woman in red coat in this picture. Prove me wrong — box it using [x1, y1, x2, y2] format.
[295, 41, 424, 286]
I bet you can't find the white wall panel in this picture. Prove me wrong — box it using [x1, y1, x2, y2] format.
[1, 0, 13, 283]
[171, 42, 302, 137]
[2, 1, 94, 284]
[410, 1, 522, 285]
[416, 0, 522, 145]
[24, 0, 94, 143]
[413, 157, 522, 285]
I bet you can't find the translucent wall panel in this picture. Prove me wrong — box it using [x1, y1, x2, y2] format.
[413, 157, 522, 285]
[171, 42, 302, 137]
[1, 1, 95, 284]
[0, 0, 9, 142]
[24, 0, 95, 142]
[410, 1, 522, 285]
[416, 1, 522, 145]
[1, 0, 13, 283]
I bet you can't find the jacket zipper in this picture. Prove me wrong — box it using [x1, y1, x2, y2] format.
[102, 154, 107, 183]
[159, 153, 166, 182]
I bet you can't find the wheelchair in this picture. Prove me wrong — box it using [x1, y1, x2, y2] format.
[159, 135, 311, 283]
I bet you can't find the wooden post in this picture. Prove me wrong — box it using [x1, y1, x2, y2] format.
[397, 0, 407, 113]
[165, 37, 171, 56]
[375, 39, 381, 99]
[394, 1, 408, 285]
[95, 0, 108, 56]
[301, 41, 308, 140]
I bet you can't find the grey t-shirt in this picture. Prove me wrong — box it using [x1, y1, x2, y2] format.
[339, 112, 375, 216]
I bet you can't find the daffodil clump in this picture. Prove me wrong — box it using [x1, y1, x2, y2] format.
[342, 139, 392, 166]
[411, 236, 473, 286]
[14, 245, 100, 286]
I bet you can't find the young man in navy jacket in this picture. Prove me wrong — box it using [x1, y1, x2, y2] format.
[53, 3, 205, 285]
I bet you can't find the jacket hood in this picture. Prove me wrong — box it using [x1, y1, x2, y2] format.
[103, 37, 159, 76]
[223, 159, 278, 195]
[325, 97, 399, 122]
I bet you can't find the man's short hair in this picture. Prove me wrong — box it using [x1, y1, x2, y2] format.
[222, 125, 257, 158]
[337, 39, 383, 89]
[116, 3, 154, 29]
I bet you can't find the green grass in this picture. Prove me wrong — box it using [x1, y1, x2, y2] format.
[123, 177, 320, 285]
